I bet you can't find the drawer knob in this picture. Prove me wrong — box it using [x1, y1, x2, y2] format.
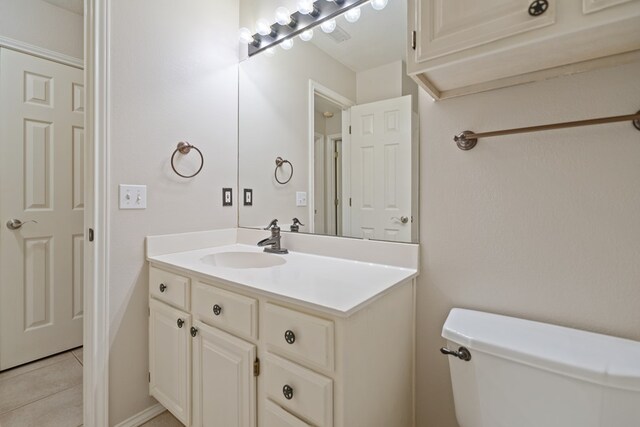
[190, 326, 198, 337]
[282, 384, 294, 400]
[177, 318, 184, 328]
[213, 304, 222, 316]
[284, 330, 296, 344]
[159, 283, 167, 293]
[528, 0, 548, 16]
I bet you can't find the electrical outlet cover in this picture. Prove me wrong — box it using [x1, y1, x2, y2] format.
[223, 188, 233, 206]
[244, 189, 253, 206]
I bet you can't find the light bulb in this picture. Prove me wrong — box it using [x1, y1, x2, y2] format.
[300, 29, 314, 41]
[256, 19, 272, 36]
[344, 7, 361, 23]
[321, 19, 336, 33]
[370, 0, 388, 11]
[275, 7, 292, 26]
[264, 47, 276, 56]
[281, 38, 294, 50]
[239, 27, 255, 44]
[297, 0, 316, 15]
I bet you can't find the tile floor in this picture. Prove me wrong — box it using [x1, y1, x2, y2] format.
[140, 411, 182, 426]
[0, 347, 83, 427]
[0, 348, 181, 427]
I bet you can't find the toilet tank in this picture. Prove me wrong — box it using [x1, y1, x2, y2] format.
[442, 309, 640, 427]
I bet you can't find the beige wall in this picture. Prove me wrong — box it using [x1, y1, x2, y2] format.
[107, 1, 239, 424]
[0, 0, 83, 59]
[416, 61, 640, 426]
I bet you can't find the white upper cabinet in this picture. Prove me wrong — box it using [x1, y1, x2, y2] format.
[407, 0, 640, 99]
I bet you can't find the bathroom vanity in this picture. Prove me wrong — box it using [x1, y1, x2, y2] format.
[146, 229, 419, 427]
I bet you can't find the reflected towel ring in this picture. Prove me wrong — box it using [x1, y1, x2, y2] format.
[171, 142, 204, 178]
[274, 156, 293, 185]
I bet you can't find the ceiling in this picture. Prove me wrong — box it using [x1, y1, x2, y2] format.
[40, 0, 83, 15]
[315, 95, 343, 116]
[311, 0, 407, 73]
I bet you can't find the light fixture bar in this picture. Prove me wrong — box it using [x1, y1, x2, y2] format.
[248, 0, 370, 56]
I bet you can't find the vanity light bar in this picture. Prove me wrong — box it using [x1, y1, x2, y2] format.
[247, 0, 370, 56]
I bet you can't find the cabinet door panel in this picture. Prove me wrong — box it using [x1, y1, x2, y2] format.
[192, 321, 256, 427]
[149, 299, 191, 425]
[262, 400, 311, 427]
[414, 0, 556, 62]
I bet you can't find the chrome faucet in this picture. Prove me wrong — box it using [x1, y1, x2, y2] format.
[257, 219, 288, 254]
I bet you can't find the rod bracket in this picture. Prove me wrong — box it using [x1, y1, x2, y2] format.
[633, 110, 640, 131]
[454, 131, 478, 151]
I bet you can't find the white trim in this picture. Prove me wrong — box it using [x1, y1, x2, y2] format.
[0, 35, 83, 69]
[84, 0, 110, 426]
[308, 80, 354, 234]
[113, 404, 166, 427]
[325, 133, 342, 236]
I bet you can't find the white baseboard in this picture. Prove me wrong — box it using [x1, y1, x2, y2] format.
[113, 403, 167, 427]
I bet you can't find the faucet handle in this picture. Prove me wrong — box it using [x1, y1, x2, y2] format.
[264, 219, 279, 230]
[292, 218, 304, 226]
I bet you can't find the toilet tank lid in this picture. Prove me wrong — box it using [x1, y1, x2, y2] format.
[442, 309, 640, 391]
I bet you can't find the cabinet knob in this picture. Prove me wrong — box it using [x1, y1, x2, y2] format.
[528, 0, 548, 16]
[190, 326, 198, 337]
[282, 384, 294, 400]
[213, 304, 222, 316]
[177, 318, 184, 328]
[284, 330, 296, 344]
[159, 283, 167, 293]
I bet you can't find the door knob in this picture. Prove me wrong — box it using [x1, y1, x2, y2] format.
[391, 216, 409, 224]
[6, 219, 37, 230]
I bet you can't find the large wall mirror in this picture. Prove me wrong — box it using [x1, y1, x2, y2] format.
[239, 0, 419, 243]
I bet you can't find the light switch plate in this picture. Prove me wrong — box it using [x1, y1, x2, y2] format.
[119, 184, 147, 209]
[296, 191, 307, 207]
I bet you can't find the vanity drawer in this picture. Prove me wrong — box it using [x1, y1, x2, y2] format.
[192, 281, 258, 340]
[149, 266, 190, 310]
[264, 303, 334, 371]
[263, 399, 311, 427]
[263, 353, 333, 427]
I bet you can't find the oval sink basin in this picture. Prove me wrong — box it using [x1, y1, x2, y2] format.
[200, 251, 286, 269]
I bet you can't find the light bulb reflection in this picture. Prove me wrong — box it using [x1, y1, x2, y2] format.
[344, 7, 361, 23]
[281, 38, 294, 50]
[371, 0, 388, 11]
[300, 29, 314, 41]
[321, 18, 336, 33]
[275, 7, 293, 26]
[239, 27, 255, 44]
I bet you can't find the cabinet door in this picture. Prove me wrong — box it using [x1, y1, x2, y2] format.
[412, 0, 555, 62]
[262, 400, 311, 427]
[192, 321, 256, 427]
[149, 299, 192, 425]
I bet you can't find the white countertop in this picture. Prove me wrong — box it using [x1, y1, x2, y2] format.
[148, 243, 418, 317]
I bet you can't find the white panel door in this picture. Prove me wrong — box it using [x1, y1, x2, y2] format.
[192, 321, 256, 427]
[0, 48, 84, 370]
[349, 95, 412, 242]
[149, 299, 192, 425]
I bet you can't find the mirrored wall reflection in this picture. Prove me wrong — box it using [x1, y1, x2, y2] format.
[239, 0, 419, 243]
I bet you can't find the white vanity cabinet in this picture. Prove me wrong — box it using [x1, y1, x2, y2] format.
[148, 263, 415, 427]
[407, 0, 640, 99]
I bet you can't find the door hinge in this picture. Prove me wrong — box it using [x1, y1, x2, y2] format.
[348, 125, 352, 134]
[334, 199, 339, 207]
[253, 358, 260, 377]
[411, 30, 417, 50]
[333, 151, 339, 159]
[349, 198, 352, 207]
[88, 228, 94, 242]
[148, 372, 151, 383]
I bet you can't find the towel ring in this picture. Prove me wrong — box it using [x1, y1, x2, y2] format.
[171, 142, 204, 178]
[274, 157, 293, 185]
